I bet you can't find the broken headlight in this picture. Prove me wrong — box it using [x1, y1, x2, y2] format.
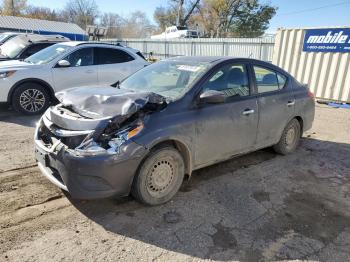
[74, 123, 144, 156]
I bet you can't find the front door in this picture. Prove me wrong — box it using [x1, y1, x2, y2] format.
[52, 47, 98, 92]
[194, 62, 259, 167]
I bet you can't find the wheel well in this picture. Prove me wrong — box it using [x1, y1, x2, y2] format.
[151, 140, 192, 176]
[8, 79, 55, 104]
[294, 116, 304, 135]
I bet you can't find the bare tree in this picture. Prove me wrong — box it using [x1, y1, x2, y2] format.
[154, 0, 200, 29]
[100, 12, 124, 38]
[100, 11, 156, 39]
[181, 0, 200, 26]
[61, 0, 99, 29]
[25, 5, 59, 21]
[1, 0, 27, 16]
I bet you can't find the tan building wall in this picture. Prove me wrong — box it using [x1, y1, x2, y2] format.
[273, 27, 350, 102]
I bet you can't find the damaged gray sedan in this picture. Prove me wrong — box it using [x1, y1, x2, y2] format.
[34, 56, 315, 205]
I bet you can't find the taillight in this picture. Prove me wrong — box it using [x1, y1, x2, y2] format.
[307, 90, 314, 98]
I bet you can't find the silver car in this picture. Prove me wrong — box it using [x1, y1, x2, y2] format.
[0, 42, 149, 114]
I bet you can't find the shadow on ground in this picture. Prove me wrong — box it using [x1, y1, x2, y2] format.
[0, 104, 39, 127]
[69, 138, 350, 261]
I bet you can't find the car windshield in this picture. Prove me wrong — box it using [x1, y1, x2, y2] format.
[0, 34, 12, 42]
[120, 60, 211, 100]
[24, 44, 72, 65]
[0, 35, 28, 58]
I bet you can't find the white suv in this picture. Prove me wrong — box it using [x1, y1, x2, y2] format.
[0, 42, 149, 114]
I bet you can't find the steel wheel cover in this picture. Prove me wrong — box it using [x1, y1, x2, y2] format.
[146, 157, 177, 198]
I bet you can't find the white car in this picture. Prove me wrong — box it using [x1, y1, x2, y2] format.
[0, 42, 149, 114]
[151, 26, 199, 39]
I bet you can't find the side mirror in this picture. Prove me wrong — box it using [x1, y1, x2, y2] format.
[57, 60, 70, 67]
[199, 90, 225, 104]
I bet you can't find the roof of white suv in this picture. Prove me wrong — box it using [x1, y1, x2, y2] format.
[58, 41, 85, 46]
[59, 41, 126, 47]
[57, 41, 140, 54]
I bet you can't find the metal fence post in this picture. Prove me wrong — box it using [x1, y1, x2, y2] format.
[143, 40, 147, 55]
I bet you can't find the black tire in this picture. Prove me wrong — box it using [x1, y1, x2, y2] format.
[273, 118, 301, 155]
[131, 147, 185, 205]
[11, 83, 50, 115]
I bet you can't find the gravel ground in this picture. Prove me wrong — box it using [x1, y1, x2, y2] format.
[0, 104, 349, 262]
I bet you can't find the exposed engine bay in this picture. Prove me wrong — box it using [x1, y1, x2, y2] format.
[36, 86, 166, 156]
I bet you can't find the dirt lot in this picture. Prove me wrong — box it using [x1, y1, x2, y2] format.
[0, 104, 349, 262]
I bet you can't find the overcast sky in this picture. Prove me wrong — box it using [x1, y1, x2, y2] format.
[27, 0, 350, 32]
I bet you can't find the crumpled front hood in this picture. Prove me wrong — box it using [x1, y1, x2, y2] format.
[55, 86, 166, 119]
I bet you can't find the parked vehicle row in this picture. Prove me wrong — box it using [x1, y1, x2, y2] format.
[0, 32, 22, 46]
[0, 32, 315, 205]
[0, 34, 69, 62]
[0, 38, 149, 114]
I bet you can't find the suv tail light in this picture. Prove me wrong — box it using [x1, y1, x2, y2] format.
[307, 90, 315, 98]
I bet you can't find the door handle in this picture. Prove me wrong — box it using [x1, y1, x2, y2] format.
[242, 109, 255, 115]
[85, 70, 94, 74]
[287, 100, 295, 106]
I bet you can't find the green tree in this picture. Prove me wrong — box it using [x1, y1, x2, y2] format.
[155, 0, 277, 37]
[231, 1, 276, 37]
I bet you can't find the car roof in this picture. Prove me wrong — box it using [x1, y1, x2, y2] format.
[166, 56, 229, 63]
[11, 34, 69, 43]
[163, 56, 291, 76]
[58, 41, 141, 54]
[165, 56, 277, 67]
[0, 32, 21, 35]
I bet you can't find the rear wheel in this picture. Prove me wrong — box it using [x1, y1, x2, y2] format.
[131, 147, 185, 205]
[273, 119, 301, 155]
[12, 83, 50, 115]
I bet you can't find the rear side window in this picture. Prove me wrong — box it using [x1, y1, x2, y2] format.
[136, 51, 146, 60]
[21, 43, 52, 58]
[95, 47, 134, 64]
[253, 66, 287, 93]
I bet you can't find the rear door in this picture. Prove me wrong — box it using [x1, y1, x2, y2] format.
[251, 64, 295, 148]
[194, 62, 259, 167]
[52, 47, 98, 91]
[95, 47, 144, 86]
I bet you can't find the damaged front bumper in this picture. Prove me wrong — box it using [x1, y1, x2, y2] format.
[34, 112, 148, 199]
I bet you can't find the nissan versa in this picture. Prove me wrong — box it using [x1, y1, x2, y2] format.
[34, 57, 315, 205]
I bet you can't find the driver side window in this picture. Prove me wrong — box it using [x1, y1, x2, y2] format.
[202, 64, 250, 98]
[64, 47, 93, 67]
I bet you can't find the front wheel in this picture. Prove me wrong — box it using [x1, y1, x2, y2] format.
[12, 83, 50, 115]
[273, 119, 301, 155]
[131, 147, 185, 205]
